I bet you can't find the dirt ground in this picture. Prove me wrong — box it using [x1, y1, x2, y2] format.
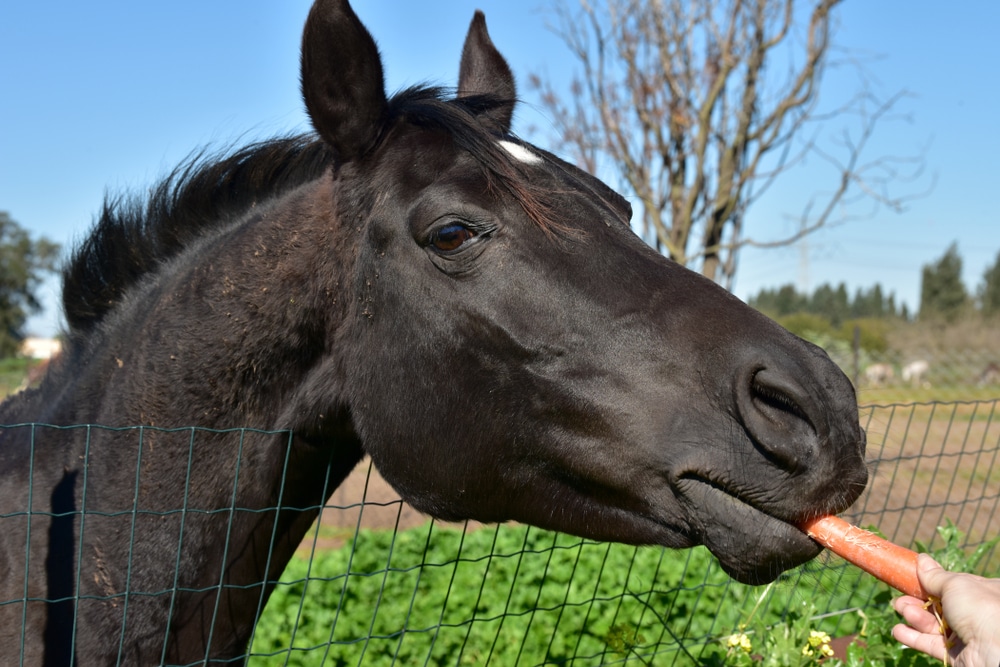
[852, 401, 1000, 554]
[303, 459, 488, 553]
[321, 460, 438, 532]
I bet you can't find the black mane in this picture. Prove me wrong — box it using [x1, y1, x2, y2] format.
[61, 135, 335, 333]
[61, 86, 555, 335]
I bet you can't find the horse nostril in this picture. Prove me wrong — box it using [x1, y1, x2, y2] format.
[749, 373, 812, 429]
[738, 368, 819, 472]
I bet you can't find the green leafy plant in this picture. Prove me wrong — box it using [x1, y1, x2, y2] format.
[704, 520, 999, 667]
[248, 521, 997, 665]
[702, 588, 841, 667]
[915, 519, 1000, 574]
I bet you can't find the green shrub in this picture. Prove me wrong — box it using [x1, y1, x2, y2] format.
[777, 313, 836, 340]
[840, 318, 890, 355]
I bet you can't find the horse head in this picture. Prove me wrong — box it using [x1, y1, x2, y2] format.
[295, 0, 867, 585]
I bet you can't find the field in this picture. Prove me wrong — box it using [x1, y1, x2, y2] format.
[857, 400, 1000, 551]
[858, 384, 1000, 405]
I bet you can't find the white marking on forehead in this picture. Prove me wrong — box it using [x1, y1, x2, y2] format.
[498, 139, 544, 165]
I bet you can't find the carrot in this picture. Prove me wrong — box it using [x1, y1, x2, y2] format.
[799, 514, 928, 600]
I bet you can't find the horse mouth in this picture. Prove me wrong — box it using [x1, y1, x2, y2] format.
[673, 475, 822, 585]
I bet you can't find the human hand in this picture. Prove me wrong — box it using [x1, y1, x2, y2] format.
[892, 553, 1000, 667]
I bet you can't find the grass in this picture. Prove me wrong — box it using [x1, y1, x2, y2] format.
[247, 521, 1000, 666]
[0, 357, 34, 396]
[248, 524, 886, 666]
[858, 384, 1000, 405]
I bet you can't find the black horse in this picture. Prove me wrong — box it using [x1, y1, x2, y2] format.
[0, 0, 867, 663]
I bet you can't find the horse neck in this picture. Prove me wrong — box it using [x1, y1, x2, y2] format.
[150, 179, 366, 654]
[82, 175, 352, 430]
[161, 433, 363, 661]
[164, 179, 372, 656]
[48, 177, 365, 660]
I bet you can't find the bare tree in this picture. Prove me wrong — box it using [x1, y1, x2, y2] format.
[530, 0, 924, 288]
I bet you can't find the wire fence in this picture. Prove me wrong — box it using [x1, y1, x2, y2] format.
[248, 398, 1000, 665]
[1, 397, 998, 665]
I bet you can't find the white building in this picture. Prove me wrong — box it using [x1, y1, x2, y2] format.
[20, 337, 62, 360]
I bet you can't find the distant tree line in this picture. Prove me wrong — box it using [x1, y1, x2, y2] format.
[749, 242, 1000, 326]
[921, 242, 1000, 322]
[748, 281, 904, 327]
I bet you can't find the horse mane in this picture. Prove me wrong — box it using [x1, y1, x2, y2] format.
[62, 135, 335, 333]
[62, 86, 560, 334]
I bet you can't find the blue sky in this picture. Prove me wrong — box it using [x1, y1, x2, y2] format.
[2, 1, 999, 336]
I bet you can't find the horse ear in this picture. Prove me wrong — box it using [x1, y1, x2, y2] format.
[301, 0, 388, 163]
[457, 11, 516, 134]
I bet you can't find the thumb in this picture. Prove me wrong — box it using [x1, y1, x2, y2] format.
[915, 553, 947, 596]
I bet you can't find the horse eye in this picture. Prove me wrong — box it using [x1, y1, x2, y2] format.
[430, 224, 476, 253]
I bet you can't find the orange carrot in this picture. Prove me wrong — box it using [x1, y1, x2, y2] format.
[799, 514, 928, 600]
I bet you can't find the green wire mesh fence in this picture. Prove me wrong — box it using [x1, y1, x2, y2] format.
[2, 399, 998, 665]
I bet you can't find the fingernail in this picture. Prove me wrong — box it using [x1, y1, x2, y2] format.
[916, 553, 940, 570]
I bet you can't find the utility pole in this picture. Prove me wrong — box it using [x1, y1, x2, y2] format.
[798, 219, 809, 294]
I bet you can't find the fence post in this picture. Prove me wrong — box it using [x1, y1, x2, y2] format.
[853, 325, 861, 388]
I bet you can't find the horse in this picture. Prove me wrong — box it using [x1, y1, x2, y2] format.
[0, 0, 868, 663]
[902, 359, 930, 388]
[863, 362, 895, 388]
[978, 361, 1000, 386]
